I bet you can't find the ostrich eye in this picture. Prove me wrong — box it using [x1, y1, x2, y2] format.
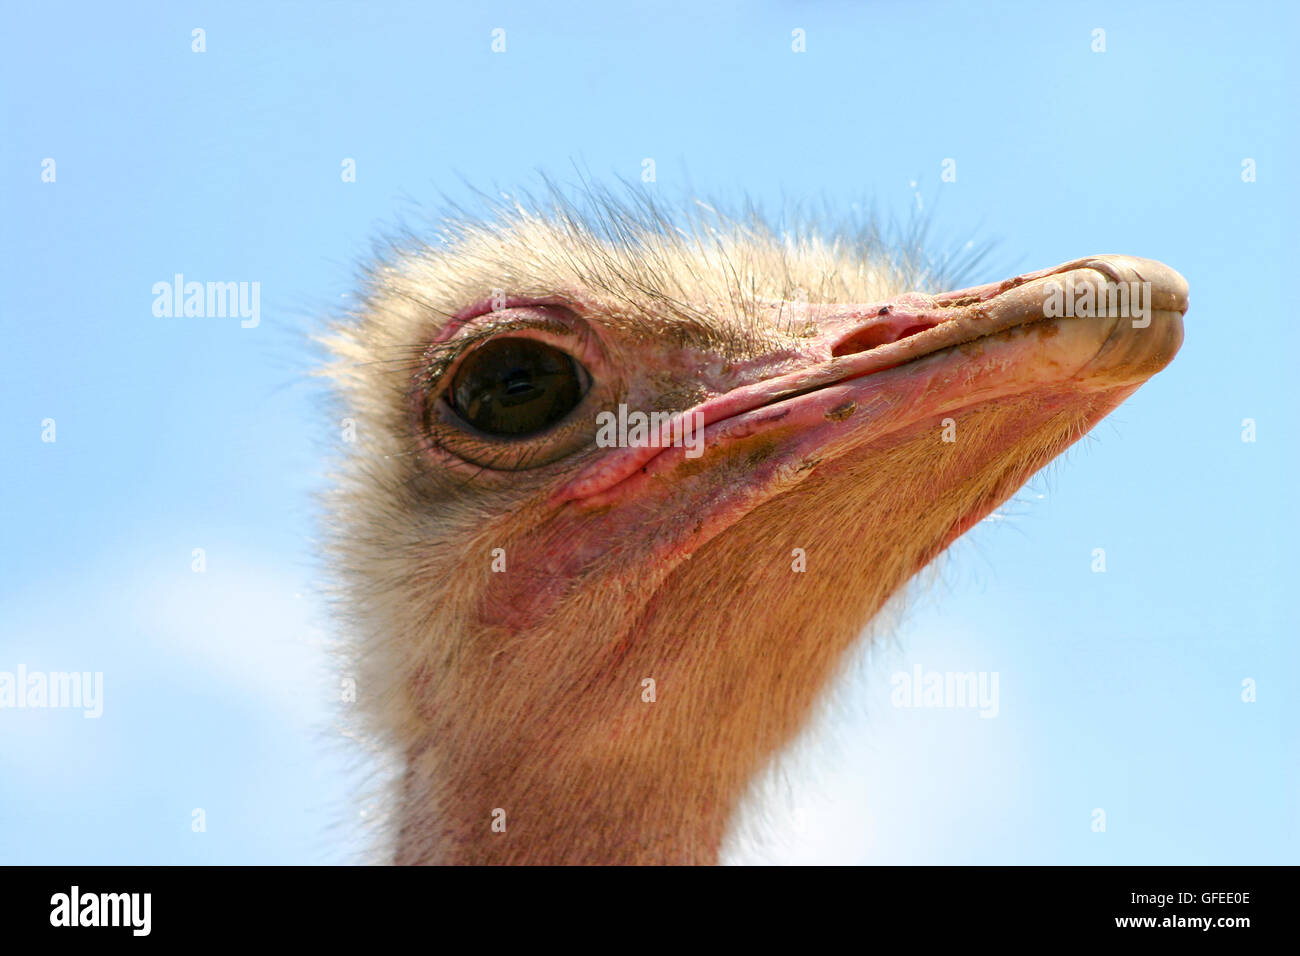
[447, 337, 589, 437]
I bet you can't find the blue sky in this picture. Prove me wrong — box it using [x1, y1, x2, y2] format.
[1, 1, 1296, 864]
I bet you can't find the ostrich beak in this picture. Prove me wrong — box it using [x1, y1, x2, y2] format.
[559, 255, 1186, 504]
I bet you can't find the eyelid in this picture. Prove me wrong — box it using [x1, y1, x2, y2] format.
[424, 308, 595, 388]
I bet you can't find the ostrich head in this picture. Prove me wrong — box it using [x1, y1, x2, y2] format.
[323, 191, 1186, 864]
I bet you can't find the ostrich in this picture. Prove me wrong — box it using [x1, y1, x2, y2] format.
[323, 190, 1186, 865]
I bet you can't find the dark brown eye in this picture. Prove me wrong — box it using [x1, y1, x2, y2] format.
[446, 338, 589, 437]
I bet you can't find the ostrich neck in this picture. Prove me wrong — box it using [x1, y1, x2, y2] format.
[394, 589, 792, 865]
[397, 727, 734, 865]
[388, 396, 1089, 865]
[392, 457, 929, 866]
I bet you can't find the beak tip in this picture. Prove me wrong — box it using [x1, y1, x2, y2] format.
[1077, 255, 1189, 316]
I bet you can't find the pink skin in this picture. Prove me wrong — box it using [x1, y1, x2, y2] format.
[477, 255, 1187, 631]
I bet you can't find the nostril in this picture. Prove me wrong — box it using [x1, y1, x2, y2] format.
[831, 321, 936, 357]
[897, 324, 933, 340]
[831, 327, 897, 356]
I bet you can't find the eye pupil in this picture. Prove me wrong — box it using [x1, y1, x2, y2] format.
[448, 338, 588, 437]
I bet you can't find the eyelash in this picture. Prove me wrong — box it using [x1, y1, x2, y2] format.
[420, 317, 578, 396]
